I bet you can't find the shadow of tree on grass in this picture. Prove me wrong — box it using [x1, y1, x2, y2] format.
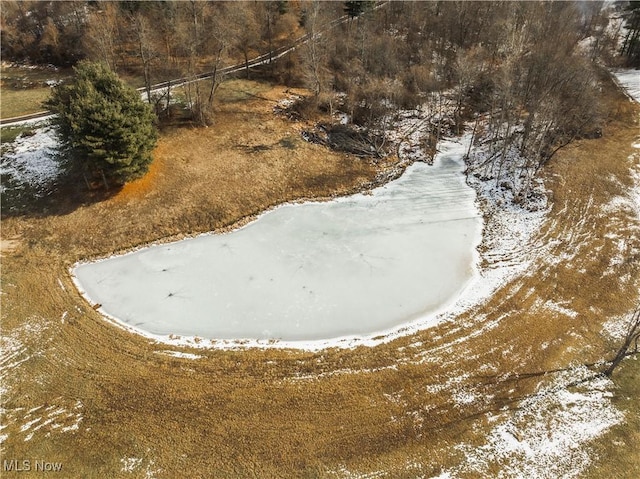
[1, 169, 122, 219]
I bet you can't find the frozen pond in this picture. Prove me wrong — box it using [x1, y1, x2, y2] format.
[612, 69, 640, 103]
[73, 139, 482, 345]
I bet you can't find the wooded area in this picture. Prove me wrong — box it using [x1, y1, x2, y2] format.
[2, 1, 639, 196]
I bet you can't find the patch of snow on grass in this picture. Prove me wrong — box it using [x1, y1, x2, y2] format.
[602, 194, 638, 218]
[59, 403, 83, 433]
[464, 140, 549, 276]
[601, 152, 640, 276]
[430, 472, 453, 479]
[543, 300, 578, 319]
[20, 417, 43, 433]
[606, 238, 627, 271]
[452, 368, 623, 479]
[453, 390, 477, 406]
[0, 335, 28, 401]
[0, 319, 50, 403]
[156, 350, 202, 360]
[602, 310, 639, 343]
[144, 459, 161, 479]
[121, 457, 143, 473]
[16, 398, 83, 441]
[326, 465, 392, 478]
[629, 162, 640, 221]
[0, 126, 60, 191]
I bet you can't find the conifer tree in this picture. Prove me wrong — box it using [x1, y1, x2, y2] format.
[344, 1, 374, 19]
[621, 1, 640, 67]
[46, 61, 157, 187]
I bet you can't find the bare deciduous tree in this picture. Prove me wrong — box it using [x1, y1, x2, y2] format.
[227, 3, 261, 80]
[129, 11, 158, 105]
[83, 2, 121, 70]
[300, 0, 334, 99]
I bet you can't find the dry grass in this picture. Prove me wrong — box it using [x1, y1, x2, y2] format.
[1, 76, 639, 478]
[584, 357, 640, 479]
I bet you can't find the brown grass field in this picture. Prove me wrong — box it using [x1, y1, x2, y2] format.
[1, 76, 639, 478]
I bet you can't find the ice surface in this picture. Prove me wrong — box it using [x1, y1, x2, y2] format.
[612, 69, 640, 103]
[73, 139, 482, 343]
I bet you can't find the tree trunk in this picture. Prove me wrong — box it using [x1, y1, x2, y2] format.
[100, 169, 109, 190]
[603, 307, 640, 377]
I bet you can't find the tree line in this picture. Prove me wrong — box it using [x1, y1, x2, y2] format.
[286, 1, 631, 201]
[3, 1, 636, 192]
[2, 0, 302, 124]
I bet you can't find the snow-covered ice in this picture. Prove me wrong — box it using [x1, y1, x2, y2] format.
[73, 139, 482, 345]
[612, 69, 640, 103]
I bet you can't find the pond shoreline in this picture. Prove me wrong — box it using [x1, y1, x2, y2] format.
[68, 151, 416, 266]
[71, 136, 487, 350]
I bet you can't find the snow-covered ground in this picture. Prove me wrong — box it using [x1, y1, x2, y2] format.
[327, 369, 624, 479]
[73, 138, 483, 347]
[0, 125, 61, 195]
[450, 369, 623, 479]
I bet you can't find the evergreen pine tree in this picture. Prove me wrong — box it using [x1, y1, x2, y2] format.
[622, 1, 640, 67]
[344, 1, 374, 19]
[46, 61, 157, 187]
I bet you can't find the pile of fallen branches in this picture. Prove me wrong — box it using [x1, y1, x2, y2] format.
[302, 123, 387, 159]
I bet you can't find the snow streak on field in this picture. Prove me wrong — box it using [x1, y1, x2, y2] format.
[327, 370, 624, 479]
[121, 456, 161, 478]
[0, 319, 84, 444]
